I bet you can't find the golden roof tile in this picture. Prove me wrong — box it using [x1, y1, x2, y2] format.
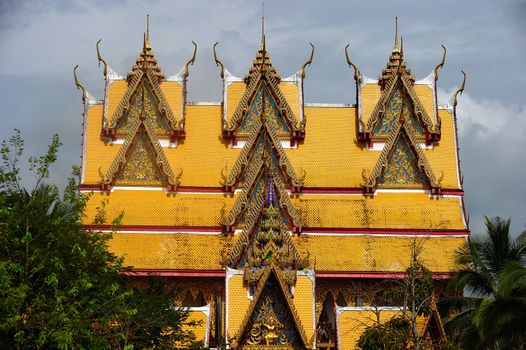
[295, 236, 466, 272]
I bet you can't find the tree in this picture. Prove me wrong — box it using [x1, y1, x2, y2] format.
[442, 216, 526, 349]
[356, 238, 437, 350]
[0, 130, 202, 349]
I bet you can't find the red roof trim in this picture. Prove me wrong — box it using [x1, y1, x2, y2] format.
[315, 271, 452, 279]
[120, 269, 226, 277]
[83, 224, 221, 232]
[302, 227, 469, 235]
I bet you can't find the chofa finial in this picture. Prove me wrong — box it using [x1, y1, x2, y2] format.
[300, 42, 315, 79]
[213, 42, 225, 79]
[73, 65, 86, 101]
[182, 41, 197, 79]
[434, 45, 447, 82]
[96, 39, 108, 77]
[345, 43, 360, 81]
[453, 70, 467, 111]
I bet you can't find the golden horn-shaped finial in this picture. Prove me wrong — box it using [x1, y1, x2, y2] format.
[300, 42, 315, 79]
[73, 65, 86, 101]
[434, 45, 446, 82]
[182, 41, 197, 79]
[96, 39, 108, 77]
[453, 70, 467, 111]
[345, 43, 360, 81]
[393, 17, 399, 51]
[213, 41, 225, 79]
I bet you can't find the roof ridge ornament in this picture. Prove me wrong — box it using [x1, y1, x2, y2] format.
[96, 39, 108, 77]
[213, 42, 225, 79]
[73, 65, 87, 102]
[433, 45, 447, 82]
[393, 16, 399, 52]
[181, 41, 197, 80]
[453, 70, 467, 113]
[344, 44, 360, 81]
[128, 15, 164, 82]
[300, 42, 315, 79]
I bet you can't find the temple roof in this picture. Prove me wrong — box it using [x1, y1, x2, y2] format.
[80, 18, 467, 277]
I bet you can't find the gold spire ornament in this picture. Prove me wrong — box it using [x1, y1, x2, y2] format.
[128, 14, 164, 81]
[393, 16, 399, 52]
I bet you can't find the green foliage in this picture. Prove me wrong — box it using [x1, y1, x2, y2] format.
[0, 131, 203, 349]
[442, 217, 526, 349]
[357, 316, 411, 350]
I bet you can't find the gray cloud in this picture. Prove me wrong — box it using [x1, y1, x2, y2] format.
[0, 0, 524, 235]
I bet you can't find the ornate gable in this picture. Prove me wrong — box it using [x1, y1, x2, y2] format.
[222, 70, 308, 287]
[102, 25, 183, 141]
[364, 112, 441, 193]
[100, 115, 181, 191]
[232, 267, 309, 349]
[359, 20, 440, 145]
[222, 22, 305, 143]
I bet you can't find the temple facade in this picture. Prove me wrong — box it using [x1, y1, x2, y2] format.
[76, 17, 468, 349]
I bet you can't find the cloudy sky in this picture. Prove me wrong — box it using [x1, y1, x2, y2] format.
[1, 0, 525, 236]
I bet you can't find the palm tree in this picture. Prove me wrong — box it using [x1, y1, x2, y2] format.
[442, 216, 526, 349]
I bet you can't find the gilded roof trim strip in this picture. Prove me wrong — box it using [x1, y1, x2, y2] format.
[233, 266, 309, 348]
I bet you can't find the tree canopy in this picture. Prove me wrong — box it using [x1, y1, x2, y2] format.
[0, 130, 202, 349]
[442, 216, 526, 349]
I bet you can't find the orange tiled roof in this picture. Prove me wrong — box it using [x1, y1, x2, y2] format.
[105, 232, 464, 273]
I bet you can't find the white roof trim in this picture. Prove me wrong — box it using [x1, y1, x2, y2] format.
[107, 66, 124, 81]
[305, 102, 353, 108]
[415, 70, 435, 88]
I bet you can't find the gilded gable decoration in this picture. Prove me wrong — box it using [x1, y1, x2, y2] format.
[101, 16, 184, 142]
[231, 267, 309, 350]
[221, 17, 307, 145]
[358, 18, 440, 145]
[364, 106, 441, 193]
[222, 71, 308, 287]
[100, 108, 181, 191]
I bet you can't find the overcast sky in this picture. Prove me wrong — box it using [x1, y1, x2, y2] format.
[1, 0, 525, 236]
